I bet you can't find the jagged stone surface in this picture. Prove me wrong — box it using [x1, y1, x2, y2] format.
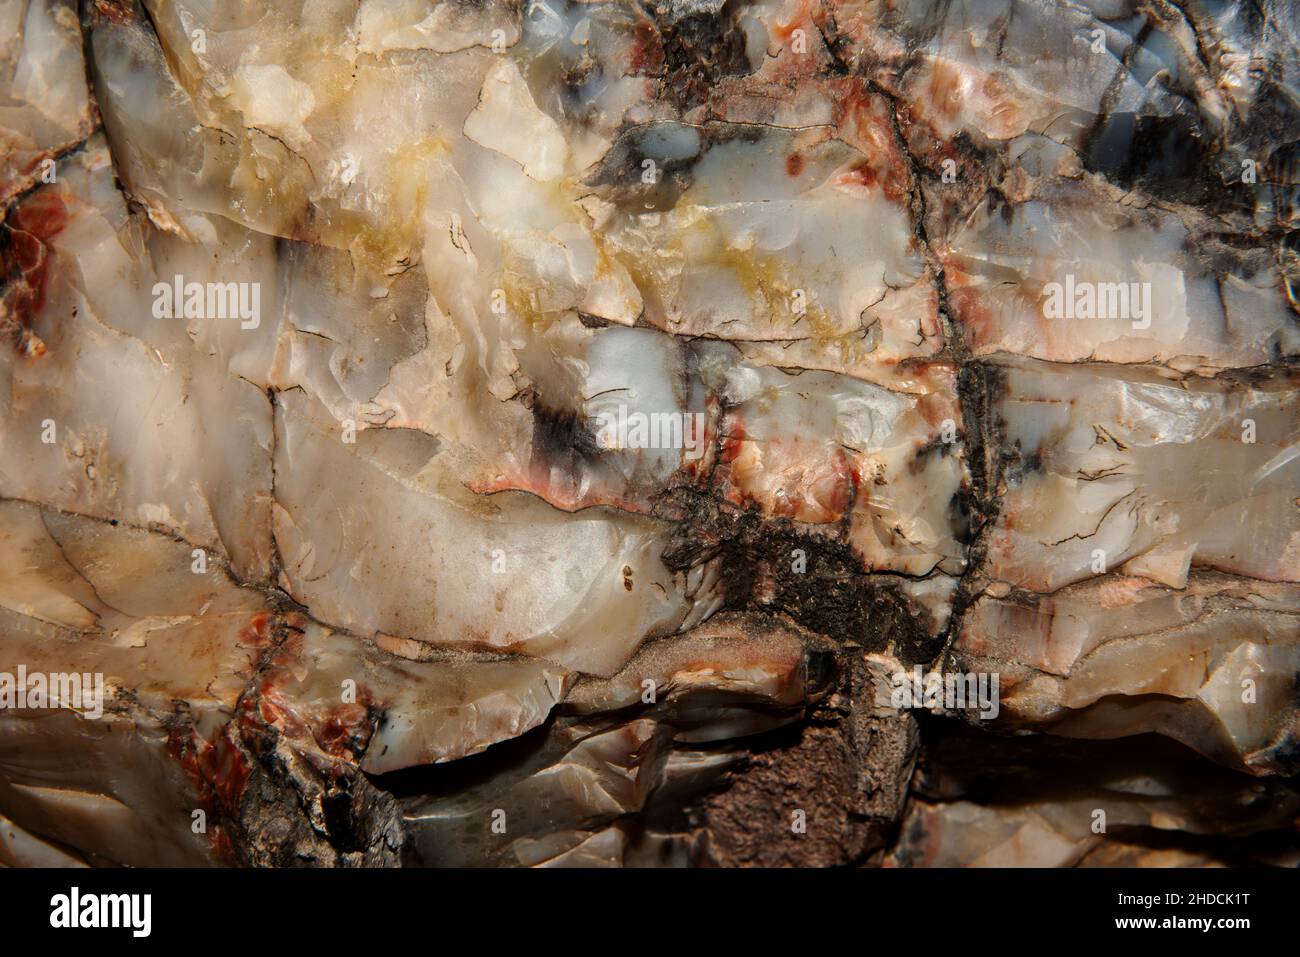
[0, 0, 1296, 866]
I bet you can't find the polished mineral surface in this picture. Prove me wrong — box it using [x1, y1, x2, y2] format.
[0, 0, 1296, 867]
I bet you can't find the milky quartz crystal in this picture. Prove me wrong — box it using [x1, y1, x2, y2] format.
[0, 0, 1295, 868]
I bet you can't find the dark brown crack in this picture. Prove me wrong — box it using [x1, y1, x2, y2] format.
[657, 486, 948, 663]
[694, 653, 918, 866]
